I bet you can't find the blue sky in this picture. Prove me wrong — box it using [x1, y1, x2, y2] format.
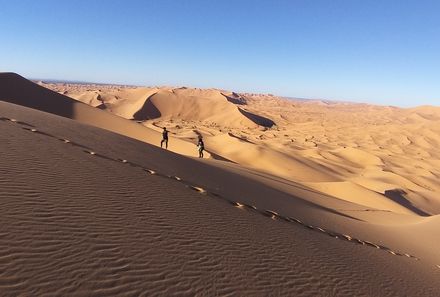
[0, 0, 439, 107]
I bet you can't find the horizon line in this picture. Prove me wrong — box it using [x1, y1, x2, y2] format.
[26, 75, 438, 109]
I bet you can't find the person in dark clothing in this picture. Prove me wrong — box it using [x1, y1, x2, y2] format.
[161, 127, 168, 149]
[197, 136, 204, 158]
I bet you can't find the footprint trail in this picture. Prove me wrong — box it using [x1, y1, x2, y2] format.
[1, 116, 437, 270]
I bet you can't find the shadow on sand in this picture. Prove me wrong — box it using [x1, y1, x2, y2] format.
[384, 189, 430, 216]
[0, 73, 75, 119]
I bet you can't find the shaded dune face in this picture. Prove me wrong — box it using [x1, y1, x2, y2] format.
[132, 93, 161, 121]
[383, 189, 430, 216]
[222, 92, 246, 105]
[238, 107, 275, 127]
[0, 72, 75, 118]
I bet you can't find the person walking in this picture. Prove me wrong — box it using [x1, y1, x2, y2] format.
[161, 127, 169, 149]
[197, 136, 204, 158]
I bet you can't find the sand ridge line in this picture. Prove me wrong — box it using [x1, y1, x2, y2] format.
[2, 116, 439, 270]
[334, 209, 393, 213]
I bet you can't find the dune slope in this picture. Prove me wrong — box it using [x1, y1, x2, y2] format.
[0, 73, 203, 157]
[1, 101, 439, 296]
[146, 88, 274, 128]
[41, 79, 440, 216]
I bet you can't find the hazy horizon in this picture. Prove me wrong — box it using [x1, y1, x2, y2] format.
[27, 75, 437, 109]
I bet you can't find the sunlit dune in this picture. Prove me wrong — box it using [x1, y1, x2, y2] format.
[38, 77, 440, 216]
[1, 73, 439, 295]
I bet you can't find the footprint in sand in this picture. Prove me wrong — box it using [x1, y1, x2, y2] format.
[7, 118, 36, 127]
[330, 233, 340, 239]
[386, 250, 397, 256]
[354, 239, 365, 245]
[262, 210, 279, 220]
[21, 127, 37, 132]
[231, 201, 245, 208]
[279, 215, 293, 222]
[189, 186, 206, 193]
[244, 204, 257, 210]
[364, 241, 380, 249]
[144, 169, 156, 175]
[288, 217, 302, 224]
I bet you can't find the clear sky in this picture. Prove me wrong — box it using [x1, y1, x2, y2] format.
[0, 0, 439, 107]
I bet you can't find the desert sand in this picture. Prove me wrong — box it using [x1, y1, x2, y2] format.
[1, 72, 439, 296]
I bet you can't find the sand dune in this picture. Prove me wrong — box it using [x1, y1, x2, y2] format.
[205, 132, 339, 182]
[1, 100, 440, 295]
[1, 73, 204, 157]
[145, 88, 274, 128]
[41, 82, 274, 128]
[37, 76, 440, 216]
[1, 73, 440, 295]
